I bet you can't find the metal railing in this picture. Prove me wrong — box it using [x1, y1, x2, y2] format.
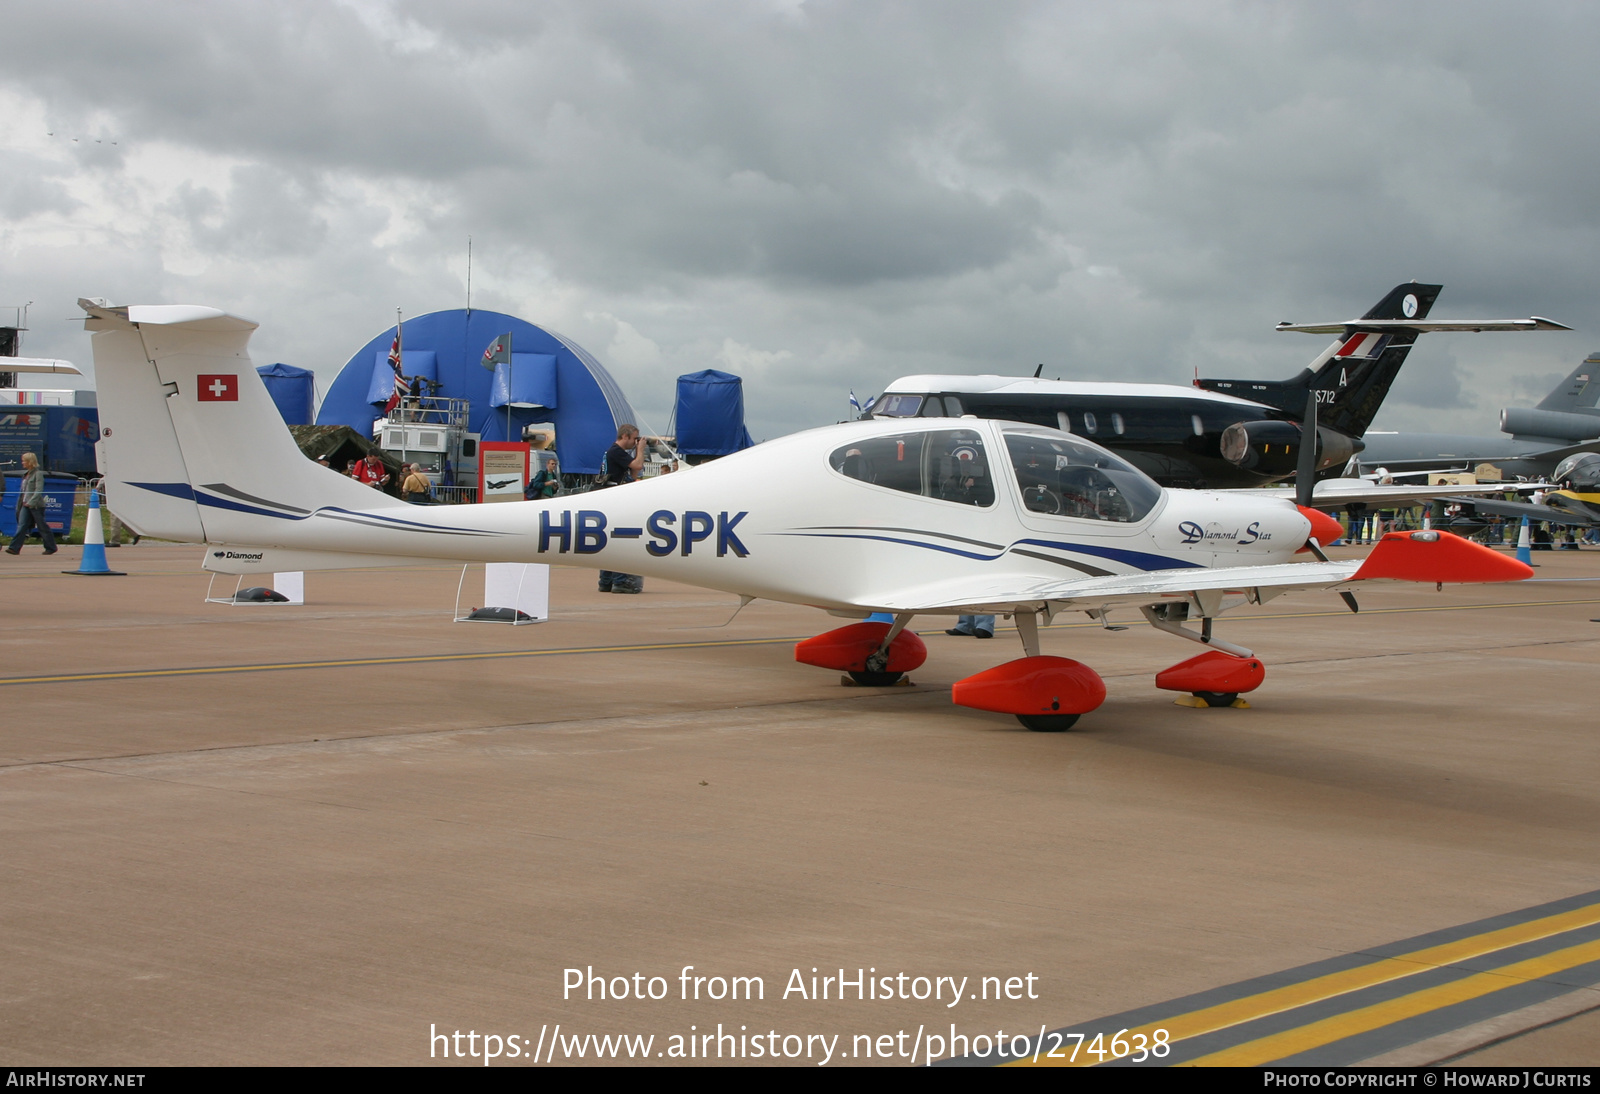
[384, 396, 469, 430]
[426, 485, 478, 505]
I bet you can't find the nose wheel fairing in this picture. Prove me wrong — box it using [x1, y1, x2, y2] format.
[1155, 649, 1265, 708]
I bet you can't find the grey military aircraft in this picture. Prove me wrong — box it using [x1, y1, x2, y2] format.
[1356, 352, 1600, 481]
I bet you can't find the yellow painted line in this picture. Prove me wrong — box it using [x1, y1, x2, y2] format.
[2, 598, 1595, 689]
[1185, 935, 1600, 1066]
[1016, 899, 1600, 1067]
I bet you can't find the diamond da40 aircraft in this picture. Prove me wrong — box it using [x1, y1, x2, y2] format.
[85, 300, 1531, 731]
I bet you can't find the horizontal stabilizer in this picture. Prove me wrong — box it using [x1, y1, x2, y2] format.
[1277, 317, 1571, 334]
[1, 357, 82, 375]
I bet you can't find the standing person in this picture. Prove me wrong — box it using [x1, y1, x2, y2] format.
[6, 452, 57, 556]
[96, 477, 137, 547]
[946, 615, 995, 639]
[596, 424, 645, 594]
[525, 454, 560, 500]
[400, 463, 431, 504]
[353, 451, 390, 490]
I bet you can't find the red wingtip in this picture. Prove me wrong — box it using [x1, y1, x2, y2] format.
[1352, 531, 1535, 584]
[1297, 506, 1346, 549]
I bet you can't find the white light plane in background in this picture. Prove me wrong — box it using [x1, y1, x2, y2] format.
[84, 300, 1530, 732]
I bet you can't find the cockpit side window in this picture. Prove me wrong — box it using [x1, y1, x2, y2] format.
[830, 429, 995, 507]
[873, 394, 923, 418]
[1003, 430, 1162, 523]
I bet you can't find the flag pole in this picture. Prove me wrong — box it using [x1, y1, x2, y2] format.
[505, 331, 513, 443]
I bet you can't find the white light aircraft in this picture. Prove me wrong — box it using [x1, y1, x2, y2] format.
[85, 301, 1532, 731]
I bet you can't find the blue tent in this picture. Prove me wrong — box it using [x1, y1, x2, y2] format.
[257, 362, 316, 426]
[316, 309, 636, 475]
[673, 369, 755, 456]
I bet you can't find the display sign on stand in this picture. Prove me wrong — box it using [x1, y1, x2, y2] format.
[478, 442, 530, 503]
[454, 563, 549, 624]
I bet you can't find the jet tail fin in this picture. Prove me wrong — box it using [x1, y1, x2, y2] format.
[1198, 283, 1444, 437]
[84, 299, 405, 544]
[1534, 353, 1600, 414]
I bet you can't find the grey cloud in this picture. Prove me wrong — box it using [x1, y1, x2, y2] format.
[5, 0, 1600, 441]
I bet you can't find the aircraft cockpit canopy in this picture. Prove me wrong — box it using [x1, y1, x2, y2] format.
[869, 393, 964, 419]
[1002, 428, 1162, 523]
[830, 427, 995, 507]
[1553, 452, 1600, 490]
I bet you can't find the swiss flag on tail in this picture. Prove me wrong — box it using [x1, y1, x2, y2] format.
[196, 374, 238, 402]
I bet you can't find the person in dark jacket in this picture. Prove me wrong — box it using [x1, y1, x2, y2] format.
[6, 452, 57, 555]
[596, 425, 645, 593]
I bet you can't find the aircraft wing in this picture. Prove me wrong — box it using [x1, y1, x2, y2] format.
[873, 560, 1363, 615]
[1246, 480, 1546, 508]
[1276, 318, 1571, 334]
[1457, 497, 1598, 526]
[1534, 439, 1600, 463]
[2, 356, 82, 375]
[872, 530, 1531, 616]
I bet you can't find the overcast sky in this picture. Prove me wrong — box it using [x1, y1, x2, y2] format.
[3, 0, 1598, 441]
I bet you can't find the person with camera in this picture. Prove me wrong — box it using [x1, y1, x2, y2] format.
[596, 424, 645, 594]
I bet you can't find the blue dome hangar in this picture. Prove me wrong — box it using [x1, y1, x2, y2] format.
[317, 308, 636, 479]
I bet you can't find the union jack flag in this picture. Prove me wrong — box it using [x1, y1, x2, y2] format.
[383, 324, 405, 415]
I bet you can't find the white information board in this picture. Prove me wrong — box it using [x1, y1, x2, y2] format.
[484, 563, 549, 622]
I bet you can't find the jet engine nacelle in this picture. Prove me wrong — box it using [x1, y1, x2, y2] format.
[1499, 406, 1600, 442]
[1218, 420, 1362, 476]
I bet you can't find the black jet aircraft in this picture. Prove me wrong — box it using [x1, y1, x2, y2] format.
[869, 283, 1568, 490]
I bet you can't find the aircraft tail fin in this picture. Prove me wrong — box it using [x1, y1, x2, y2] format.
[1534, 353, 1600, 414]
[83, 300, 405, 544]
[1198, 283, 1443, 437]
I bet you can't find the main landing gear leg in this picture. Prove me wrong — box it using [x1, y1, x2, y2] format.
[1014, 608, 1041, 658]
[851, 612, 915, 687]
[1143, 604, 1265, 708]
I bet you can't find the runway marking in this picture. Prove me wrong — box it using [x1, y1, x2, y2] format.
[1184, 936, 1600, 1066]
[1, 598, 1597, 688]
[984, 890, 1600, 1068]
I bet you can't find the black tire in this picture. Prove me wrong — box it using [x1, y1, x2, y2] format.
[1016, 713, 1080, 732]
[1194, 691, 1238, 708]
[848, 670, 903, 687]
